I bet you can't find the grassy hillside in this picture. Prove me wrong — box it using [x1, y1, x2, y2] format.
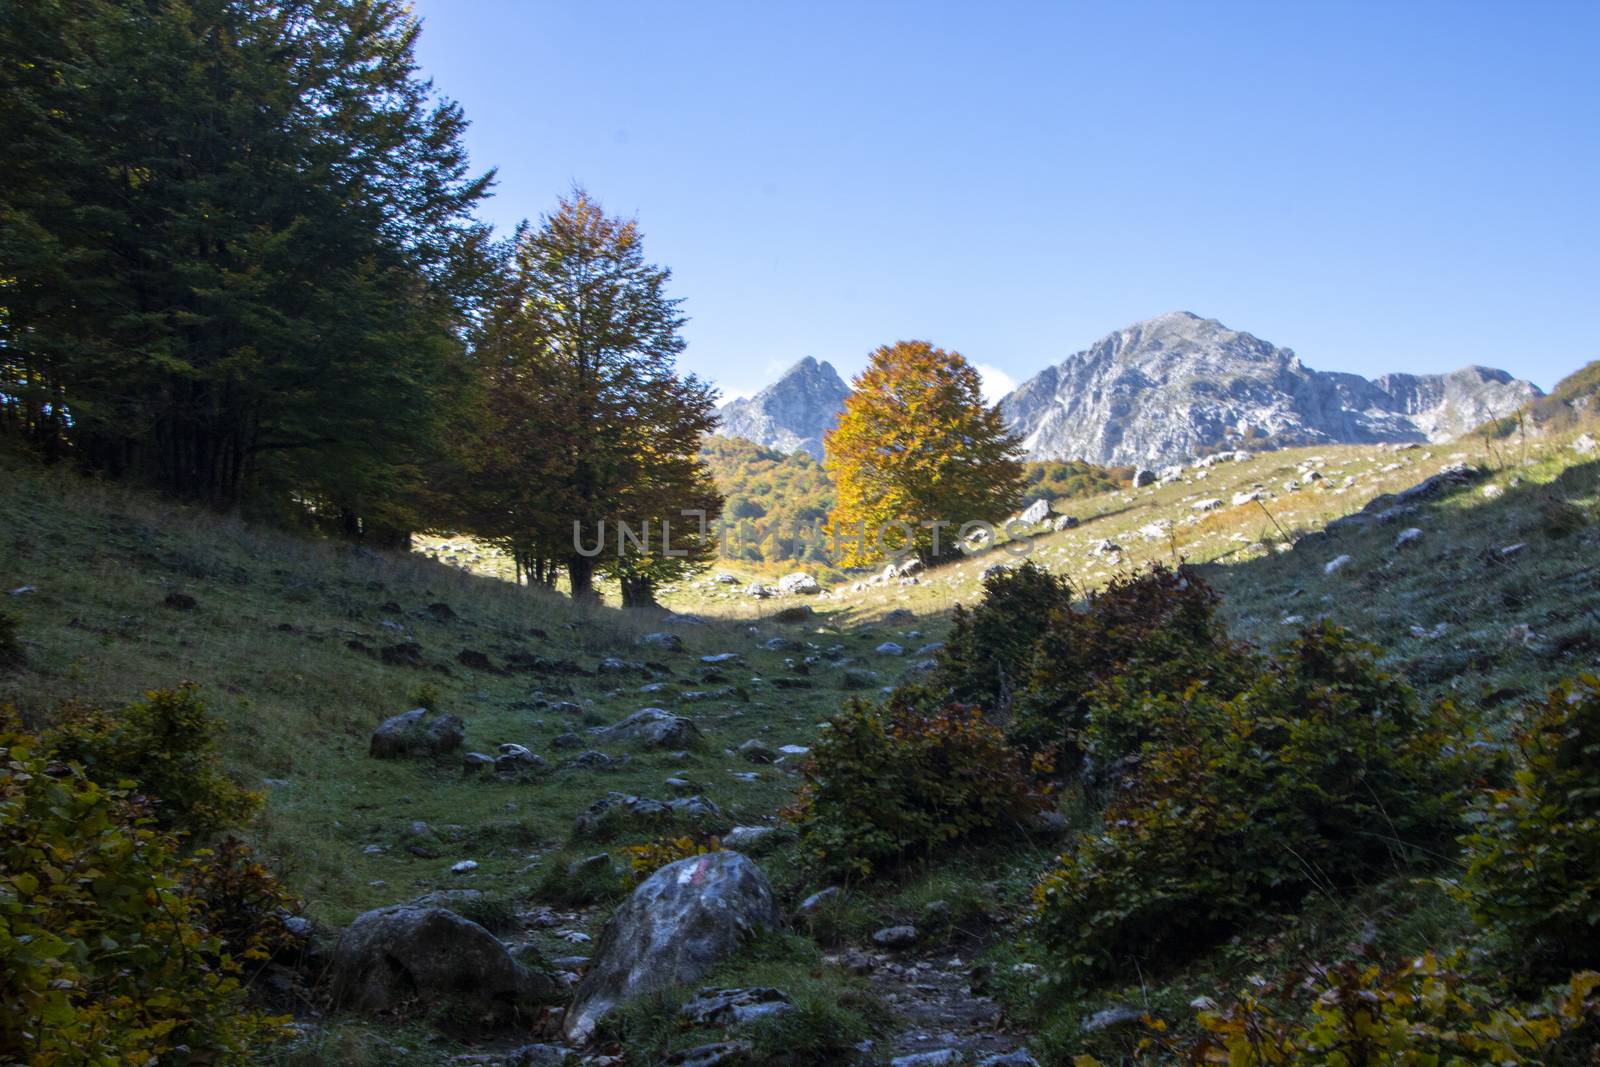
[4, 421, 1598, 1065]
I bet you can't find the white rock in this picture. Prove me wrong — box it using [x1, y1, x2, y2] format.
[1324, 554, 1353, 575]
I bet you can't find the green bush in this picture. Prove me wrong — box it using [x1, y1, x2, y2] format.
[0, 710, 285, 1064]
[1014, 564, 1253, 758]
[927, 561, 1076, 715]
[43, 683, 260, 838]
[1081, 955, 1598, 1066]
[1032, 624, 1471, 987]
[787, 699, 1047, 877]
[1455, 675, 1600, 977]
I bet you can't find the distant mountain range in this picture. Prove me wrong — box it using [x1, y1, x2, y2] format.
[712, 313, 1542, 467]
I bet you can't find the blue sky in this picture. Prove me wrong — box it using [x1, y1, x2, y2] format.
[409, 1, 1598, 399]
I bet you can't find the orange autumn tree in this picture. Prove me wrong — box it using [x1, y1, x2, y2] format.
[824, 341, 1024, 565]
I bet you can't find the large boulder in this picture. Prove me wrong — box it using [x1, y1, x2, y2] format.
[1019, 498, 1051, 525]
[600, 707, 703, 748]
[563, 851, 781, 1043]
[777, 572, 820, 595]
[329, 905, 559, 1022]
[369, 708, 465, 759]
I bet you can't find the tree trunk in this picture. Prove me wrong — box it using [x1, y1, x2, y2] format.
[567, 553, 598, 603]
[619, 575, 657, 610]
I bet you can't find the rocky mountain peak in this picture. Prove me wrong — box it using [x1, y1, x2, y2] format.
[714, 357, 851, 459]
[999, 314, 1540, 467]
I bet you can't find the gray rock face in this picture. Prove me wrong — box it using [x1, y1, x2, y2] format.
[600, 708, 702, 748]
[563, 851, 781, 1043]
[329, 905, 558, 1021]
[714, 356, 852, 458]
[999, 311, 1539, 466]
[369, 708, 464, 759]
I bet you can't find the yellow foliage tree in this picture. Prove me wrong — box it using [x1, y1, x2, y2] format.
[824, 341, 1024, 565]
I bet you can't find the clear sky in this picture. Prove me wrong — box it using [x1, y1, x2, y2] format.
[408, 0, 1597, 399]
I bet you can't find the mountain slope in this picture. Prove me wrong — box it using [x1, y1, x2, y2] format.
[714, 356, 851, 458]
[999, 311, 1540, 466]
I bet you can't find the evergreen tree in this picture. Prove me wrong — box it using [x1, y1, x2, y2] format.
[0, 0, 491, 529]
[825, 341, 1023, 565]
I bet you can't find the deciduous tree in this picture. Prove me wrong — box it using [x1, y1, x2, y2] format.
[824, 341, 1023, 565]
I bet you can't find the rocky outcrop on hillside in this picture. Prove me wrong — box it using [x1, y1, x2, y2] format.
[714, 356, 850, 459]
[999, 312, 1540, 467]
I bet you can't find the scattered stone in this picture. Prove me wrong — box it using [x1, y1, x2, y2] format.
[722, 826, 781, 852]
[1324, 554, 1353, 575]
[1374, 504, 1419, 525]
[495, 744, 548, 776]
[701, 652, 742, 665]
[369, 708, 465, 759]
[1090, 539, 1120, 556]
[600, 708, 702, 748]
[1394, 527, 1424, 549]
[329, 905, 558, 1021]
[762, 636, 803, 652]
[795, 887, 841, 923]
[680, 987, 794, 1028]
[736, 739, 776, 763]
[744, 582, 774, 599]
[462, 751, 495, 774]
[1019, 498, 1051, 525]
[1573, 433, 1597, 455]
[503, 1045, 572, 1067]
[714, 573, 740, 585]
[598, 656, 645, 674]
[641, 632, 683, 651]
[451, 859, 478, 873]
[777, 572, 821, 595]
[979, 563, 1009, 580]
[563, 852, 781, 1043]
[875, 642, 905, 656]
[891, 1052, 963, 1067]
[426, 602, 456, 622]
[1231, 489, 1262, 506]
[1482, 484, 1504, 500]
[560, 750, 625, 772]
[1051, 514, 1079, 531]
[550, 732, 584, 750]
[977, 1053, 1041, 1067]
[1393, 462, 1484, 504]
[162, 592, 198, 611]
[871, 924, 919, 949]
[1191, 498, 1224, 512]
[660, 1043, 751, 1067]
[1082, 1005, 1144, 1033]
[1132, 468, 1157, 488]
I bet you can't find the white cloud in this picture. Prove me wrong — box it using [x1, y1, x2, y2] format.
[974, 363, 1016, 406]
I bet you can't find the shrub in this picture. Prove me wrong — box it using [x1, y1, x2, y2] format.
[1032, 624, 1470, 987]
[1012, 564, 1253, 758]
[43, 683, 259, 837]
[1163, 955, 1598, 1066]
[787, 699, 1048, 877]
[619, 834, 722, 885]
[0, 709, 285, 1064]
[928, 561, 1076, 715]
[1455, 675, 1600, 977]
[183, 837, 306, 970]
[405, 680, 443, 712]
